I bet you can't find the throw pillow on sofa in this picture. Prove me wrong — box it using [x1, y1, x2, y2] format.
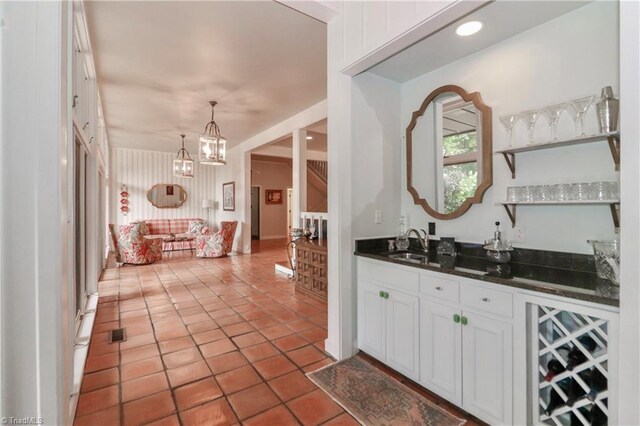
[187, 221, 207, 234]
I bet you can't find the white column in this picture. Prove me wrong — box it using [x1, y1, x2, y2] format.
[618, 1, 640, 423]
[292, 128, 308, 227]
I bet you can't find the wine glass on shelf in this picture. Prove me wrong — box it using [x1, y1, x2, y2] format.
[520, 110, 541, 146]
[542, 103, 566, 142]
[499, 114, 518, 148]
[570, 95, 595, 137]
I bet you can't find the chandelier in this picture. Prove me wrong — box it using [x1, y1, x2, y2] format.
[173, 134, 194, 178]
[199, 101, 227, 166]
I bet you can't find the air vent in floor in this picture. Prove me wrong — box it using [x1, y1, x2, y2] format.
[110, 328, 127, 343]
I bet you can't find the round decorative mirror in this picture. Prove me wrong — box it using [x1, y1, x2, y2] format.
[406, 84, 492, 219]
[147, 184, 187, 208]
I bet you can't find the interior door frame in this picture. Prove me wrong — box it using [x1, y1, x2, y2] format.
[251, 185, 261, 240]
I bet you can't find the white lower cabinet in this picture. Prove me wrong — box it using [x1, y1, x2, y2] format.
[358, 280, 387, 360]
[357, 278, 420, 381]
[419, 299, 513, 424]
[460, 310, 513, 425]
[420, 299, 462, 405]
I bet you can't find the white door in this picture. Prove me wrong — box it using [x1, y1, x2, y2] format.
[420, 299, 462, 405]
[462, 311, 513, 425]
[357, 280, 386, 361]
[385, 290, 420, 381]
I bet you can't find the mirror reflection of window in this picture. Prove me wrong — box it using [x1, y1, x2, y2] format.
[440, 97, 480, 213]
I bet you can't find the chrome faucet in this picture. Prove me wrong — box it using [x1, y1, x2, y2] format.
[405, 228, 429, 252]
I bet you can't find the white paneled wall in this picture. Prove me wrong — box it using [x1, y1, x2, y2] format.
[109, 148, 216, 226]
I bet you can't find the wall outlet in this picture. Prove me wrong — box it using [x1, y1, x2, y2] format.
[428, 222, 436, 236]
[513, 226, 526, 243]
[374, 209, 382, 224]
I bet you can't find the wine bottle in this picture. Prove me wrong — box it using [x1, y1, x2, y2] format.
[566, 336, 597, 371]
[570, 406, 592, 426]
[544, 380, 570, 416]
[545, 359, 566, 382]
[545, 388, 565, 416]
[590, 403, 608, 426]
[566, 370, 590, 406]
[587, 368, 607, 402]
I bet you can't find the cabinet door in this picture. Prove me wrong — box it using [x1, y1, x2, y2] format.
[357, 280, 386, 361]
[462, 311, 513, 425]
[419, 299, 462, 406]
[385, 290, 420, 381]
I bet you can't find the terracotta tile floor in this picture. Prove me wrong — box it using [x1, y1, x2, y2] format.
[76, 239, 481, 426]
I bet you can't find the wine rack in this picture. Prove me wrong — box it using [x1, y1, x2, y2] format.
[536, 304, 609, 425]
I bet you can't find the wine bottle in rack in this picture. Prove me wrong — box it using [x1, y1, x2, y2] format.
[544, 359, 566, 382]
[566, 336, 598, 371]
[544, 388, 565, 416]
[587, 368, 608, 402]
[590, 403, 608, 426]
[565, 375, 587, 406]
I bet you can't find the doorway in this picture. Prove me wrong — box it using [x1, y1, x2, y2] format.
[251, 186, 260, 240]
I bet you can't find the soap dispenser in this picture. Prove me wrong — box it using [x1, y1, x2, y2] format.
[395, 216, 410, 251]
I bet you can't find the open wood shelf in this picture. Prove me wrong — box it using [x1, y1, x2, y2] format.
[497, 200, 620, 229]
[495, 132, 620, 178]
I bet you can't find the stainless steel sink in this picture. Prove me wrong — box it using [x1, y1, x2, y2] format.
[389, 252, 428, 264]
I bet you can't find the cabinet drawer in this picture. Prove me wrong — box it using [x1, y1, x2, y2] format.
[419, 273, 459, 303]
[358, 260, 419, 293]
[461, 283, 513, 318]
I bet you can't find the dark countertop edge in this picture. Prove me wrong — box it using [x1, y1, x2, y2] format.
[354, 251, 619, 308]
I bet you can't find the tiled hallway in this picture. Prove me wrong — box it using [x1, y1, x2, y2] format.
[75, 240, 357, 426]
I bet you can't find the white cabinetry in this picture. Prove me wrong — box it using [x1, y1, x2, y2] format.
[420, 299, 462, 405]
[357, 267, 420, 381]
[418, 272, 513, 424]
[461, 310, 512, 424]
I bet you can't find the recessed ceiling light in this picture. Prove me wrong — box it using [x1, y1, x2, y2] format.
[456, 21, 483, 37]
[306, 136, 313, 140]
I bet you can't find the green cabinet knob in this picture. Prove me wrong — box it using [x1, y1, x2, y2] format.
[461, 316, 468, 326]
[379, 291, 384, 298]
[383, 292, 389, 299]
[453, 314, 460, 323]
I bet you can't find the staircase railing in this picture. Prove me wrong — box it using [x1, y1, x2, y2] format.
[307, 160, 327, 183]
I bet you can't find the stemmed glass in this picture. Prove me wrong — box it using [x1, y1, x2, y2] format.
[570, 96, 595, 137]
[543, 103, 565, 141]
[499, 114, 518, 148]
[520, 110, 541, 145]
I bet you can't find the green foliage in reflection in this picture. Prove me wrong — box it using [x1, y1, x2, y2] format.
[442, 131, 478, 214]
[443, 131, 477, 156]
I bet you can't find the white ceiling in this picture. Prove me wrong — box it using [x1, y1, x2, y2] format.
[84, 1, 327, 153]
[369, 1, 592, 83]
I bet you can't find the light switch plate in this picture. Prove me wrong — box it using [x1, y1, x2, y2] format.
[374, 209, 382, 224]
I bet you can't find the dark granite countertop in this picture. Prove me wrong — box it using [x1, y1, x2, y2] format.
[355, 237, 619, 308]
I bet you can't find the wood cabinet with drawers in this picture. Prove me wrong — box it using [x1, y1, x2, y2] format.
[295, 239, 328, 300]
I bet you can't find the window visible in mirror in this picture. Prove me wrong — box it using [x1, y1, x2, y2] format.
[443, 129, 478, 213]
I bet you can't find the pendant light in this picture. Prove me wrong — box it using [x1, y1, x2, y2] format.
[199, 101, 227, 166]
[173, 134, 194, 178]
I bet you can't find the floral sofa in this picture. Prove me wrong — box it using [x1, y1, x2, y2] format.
[196, 221, 238, 258]
[109, 222, 163, 265]
[141, 218, 210, 251]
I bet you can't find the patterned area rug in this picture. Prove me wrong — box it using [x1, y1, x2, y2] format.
[307, 357, 466, 426]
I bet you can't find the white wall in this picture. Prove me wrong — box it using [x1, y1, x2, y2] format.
[109, 147, 216, 227]
[399, 2, 619, 253]
[351, 72, 402, 238]
[1, 2, 72, 423]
